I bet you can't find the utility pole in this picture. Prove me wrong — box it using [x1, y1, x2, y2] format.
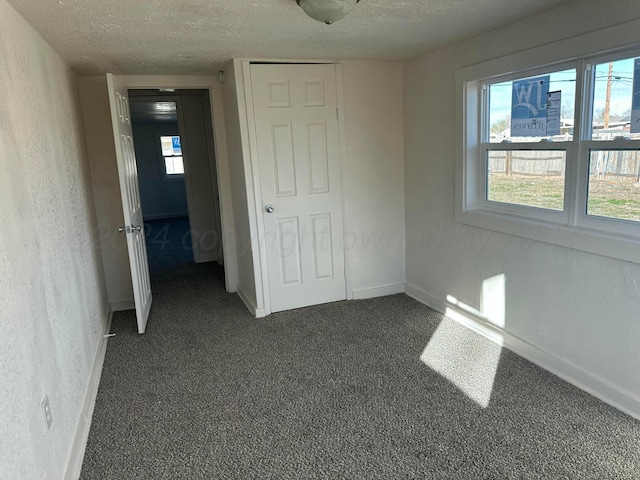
[604, 61, 613, 129]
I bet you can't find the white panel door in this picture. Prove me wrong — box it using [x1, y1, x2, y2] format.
[251, 64, 346, 312]
[106, 74, 152, 333]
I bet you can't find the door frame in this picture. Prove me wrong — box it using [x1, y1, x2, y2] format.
[115, 75, 238, 294]
[237, 60, 352, 317]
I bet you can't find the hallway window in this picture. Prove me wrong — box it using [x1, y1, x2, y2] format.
[160, 135, 184, 178]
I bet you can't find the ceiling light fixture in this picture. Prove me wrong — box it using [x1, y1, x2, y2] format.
[296, 0, 360, 25]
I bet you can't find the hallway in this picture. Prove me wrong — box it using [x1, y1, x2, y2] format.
[144, 217, 194, 276]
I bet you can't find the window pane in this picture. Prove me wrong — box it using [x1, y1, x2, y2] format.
[591, 57, 640, 141]
[172, 156, 184, 174]
[164, 156, 184, 176]
[488, 69, 576, 143]
[160, 136, 173, 156]
[165, 157, 175, 174]
[487, 150, 566, 210]
[587, 150, 640, 222]
[171, 136, 182, 155]
[160, 135, 182, 155]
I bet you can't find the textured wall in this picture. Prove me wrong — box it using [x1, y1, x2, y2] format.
[403, 0, 640, 407]
[0, 0, 109, 478]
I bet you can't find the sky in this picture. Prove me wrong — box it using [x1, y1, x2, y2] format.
[488, 57, 636, 130]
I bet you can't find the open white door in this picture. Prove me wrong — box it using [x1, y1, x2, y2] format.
[106, 74, 152, 333]
[250, 64, 346, 312]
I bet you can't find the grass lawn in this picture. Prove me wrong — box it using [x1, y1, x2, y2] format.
[488, 174, 640, 222]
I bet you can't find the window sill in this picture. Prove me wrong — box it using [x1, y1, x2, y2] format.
[161, 174, 185, 184]
[455, 207, 640, 264]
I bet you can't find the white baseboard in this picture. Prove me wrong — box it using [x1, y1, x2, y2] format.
[63, 308, 113, 480]
[110, 299, 134, 311]
[352, 282, 405, 300]
[237, 285, 268, 318]
[405, 282, 640, 421]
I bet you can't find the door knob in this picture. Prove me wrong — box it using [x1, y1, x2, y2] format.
[265, 204, 275, 213]
[131, 225, 142, 232]
[118, 226, 130, 233]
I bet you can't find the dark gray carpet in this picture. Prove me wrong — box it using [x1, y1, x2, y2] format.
[144, 217, 193, 275]
[81, 263, 640, 479]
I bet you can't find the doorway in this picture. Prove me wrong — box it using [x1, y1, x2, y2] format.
[129, 90, 223, 277]
[101, 74, 236, 332]
[129, 97, 193, 275]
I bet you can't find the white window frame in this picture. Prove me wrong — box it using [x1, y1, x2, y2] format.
[455, 19, 640, 264]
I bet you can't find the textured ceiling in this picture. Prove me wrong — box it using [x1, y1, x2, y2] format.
[130, 101, 178, 123]
[8, 0, 576, 75]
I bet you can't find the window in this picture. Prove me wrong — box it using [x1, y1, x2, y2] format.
[585, 57, 640, 224]
[160, 135, 184, 178]
[485, 67, 576, 214]
[456, 22, 640, 264]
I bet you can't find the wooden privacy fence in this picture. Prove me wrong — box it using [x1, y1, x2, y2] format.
[489, 150, 640, 182]
[590, 150, 640, 182]
[489, 151, 566, 177]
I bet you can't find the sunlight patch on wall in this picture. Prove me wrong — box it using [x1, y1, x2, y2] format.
[482, 274, 506, 328]
[420, 316, 503, 408]
[445, 273, 506, 329]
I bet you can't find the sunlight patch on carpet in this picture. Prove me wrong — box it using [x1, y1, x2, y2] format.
[421, 316, 502, 408]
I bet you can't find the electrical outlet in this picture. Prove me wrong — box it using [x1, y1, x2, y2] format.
[41, 395, 53, 431]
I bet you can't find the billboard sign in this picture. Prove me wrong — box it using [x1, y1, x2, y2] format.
[511, 75, 550, 137]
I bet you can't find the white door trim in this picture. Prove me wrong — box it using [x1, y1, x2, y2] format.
[239, 60, 271, 315]
[118, 75, 238, 294]
[335, 64, 354, 300]
[237, 60, 352, 316]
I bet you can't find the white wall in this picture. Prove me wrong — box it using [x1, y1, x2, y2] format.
[0, 1, 109, 478]
[341, 61, 405, 299]
[403, 0, 640, 415]
[222, 61, 258, 310]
